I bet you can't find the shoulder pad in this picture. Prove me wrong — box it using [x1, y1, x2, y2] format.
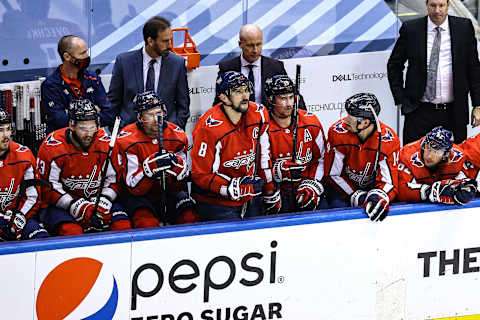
[45, 133, 63, 146]
[117, 130, 132, 139]
[205, 114, 223, 128]
[450, 148, 463, 163]
[410, 151, 424, 168]
[381, 128, 395, 142]
[332, 120, 348, 134]
[16, 145, 29, 153]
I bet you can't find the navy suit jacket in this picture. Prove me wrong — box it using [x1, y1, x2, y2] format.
[108, 49, 190, 129]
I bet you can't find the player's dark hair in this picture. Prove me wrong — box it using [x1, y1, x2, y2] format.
[57, 35, 79, 61]
[143, 16, 171, 43]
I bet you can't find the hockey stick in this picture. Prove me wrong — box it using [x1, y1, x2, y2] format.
[93, 116, 121, 217]
[290, 64, 301, 210]
[13, 179, 51, 211]
[241, 119, 263, 219]
[157, 114, 168, 226]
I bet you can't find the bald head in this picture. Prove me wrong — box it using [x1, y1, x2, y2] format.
[239, 24, 263, 63]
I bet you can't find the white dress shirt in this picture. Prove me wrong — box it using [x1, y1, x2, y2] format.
[421, 16, 454, 104]
[142, 46, 162, 93]
[240, 55, 261, 104]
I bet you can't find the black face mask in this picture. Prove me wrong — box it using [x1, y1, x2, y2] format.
[69, 54, 91, 71]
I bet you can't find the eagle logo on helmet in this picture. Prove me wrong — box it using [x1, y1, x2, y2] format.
[206, 115, 223, 127]
[410, 152, 424, 168]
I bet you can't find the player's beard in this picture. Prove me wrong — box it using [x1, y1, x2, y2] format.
[72, 131, 94, 151]
[231, 99, 249, 114]
[153, 42, 170, 57]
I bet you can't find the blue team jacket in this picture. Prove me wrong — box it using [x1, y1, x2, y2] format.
[41, 67, 115, 133]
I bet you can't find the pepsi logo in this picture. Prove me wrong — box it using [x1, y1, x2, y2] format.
[36, 257, 118, 320]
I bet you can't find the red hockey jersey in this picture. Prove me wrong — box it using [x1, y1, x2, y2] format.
[324, 118, 400, 201]
[457, 133, 480, 182]
[191, 102, 273, 207]
[114, 122, 188, 197]
[0, 142, 40, 218]
[397, 139, 467, 202]
[37, 128, 119, 209]
[269, 109, 326, 190]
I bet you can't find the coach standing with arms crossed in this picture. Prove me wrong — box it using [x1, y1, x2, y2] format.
[387, 0, 480, 144]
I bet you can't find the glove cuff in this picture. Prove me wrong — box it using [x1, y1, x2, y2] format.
[350, 190, 367, 207]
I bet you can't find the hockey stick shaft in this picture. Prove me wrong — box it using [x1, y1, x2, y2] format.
[94, 116, 121, 214]
[157, 114, 168, 225]
[291, 64, 301, 210]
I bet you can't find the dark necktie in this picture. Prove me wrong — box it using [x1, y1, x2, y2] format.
[425, 26, 441, 102]
[146, 59, 156, 92]
[246, 64, 255, 102]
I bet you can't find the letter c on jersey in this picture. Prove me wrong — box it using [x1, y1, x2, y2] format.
[36, 257, 118, 320]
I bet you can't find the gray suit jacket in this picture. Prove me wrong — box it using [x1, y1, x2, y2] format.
[108, 49, 190, 129]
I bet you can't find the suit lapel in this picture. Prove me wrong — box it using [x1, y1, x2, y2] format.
[234, 56, 241, 72]
[448, 16, 457, 77]
[260, 56, 265, 103]
[158, 54, 170, 96]
[421, 17, 427, 74]
[134, 49, 144, 92]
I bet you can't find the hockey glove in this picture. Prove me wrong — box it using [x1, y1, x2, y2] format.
[227, 176, 264, 201]
[296, 179, 324, 211]
[69, 198, 96, 229]
[91, 196, 113, 229]
[453, 179, 478, 205]
[364, 189, 389, 222]
[4, 209, 26, 240]
[143, 151, 178, 178]
[428, 180, 457, 204]
[176, 191, 199, 224]
[273, 159, 304, 183]
[262, 189, 282, 215]
[350, 190, 368, 207]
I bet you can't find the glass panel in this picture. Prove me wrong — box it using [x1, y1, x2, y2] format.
[0, 0, 88, 82]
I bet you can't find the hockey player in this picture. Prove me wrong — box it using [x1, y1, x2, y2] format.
[0, 107, 48, 240]
[398, 127, 477, 205]
[191, 71, 279, 220]
[324, 92, 400, 222]
[265, 75, 327, 212]
[37, 99, 131, 235]
[114, 91, 196, 228]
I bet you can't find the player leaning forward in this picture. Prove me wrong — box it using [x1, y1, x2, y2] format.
[113, 91, 196, 228]
[191, 71, 281, 220]
[265, 74, 327, 212]
[37, 99, 131, 235]
[398, 127, 477, 205]
[324, 93, 400, 221]
[0, 107, 48, 240]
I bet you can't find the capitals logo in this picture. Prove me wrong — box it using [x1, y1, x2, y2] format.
[381, 128, 394, 142]
[206, 115, 223, 127]
[410, 152, 424, 168]
[333, 120, 347, 134]
[450, 148, 463, 163]
[36, 257, 118, 320]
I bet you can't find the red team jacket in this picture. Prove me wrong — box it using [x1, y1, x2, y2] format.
[191, 102, 273, 207]
[37, 128, 119, 209]
[0, 142, 40, 218]
[397, 139, 468, 202]
[324, 118, 400, 201]
[269, 109, 326, 190]
[114, 122, 188, 198]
